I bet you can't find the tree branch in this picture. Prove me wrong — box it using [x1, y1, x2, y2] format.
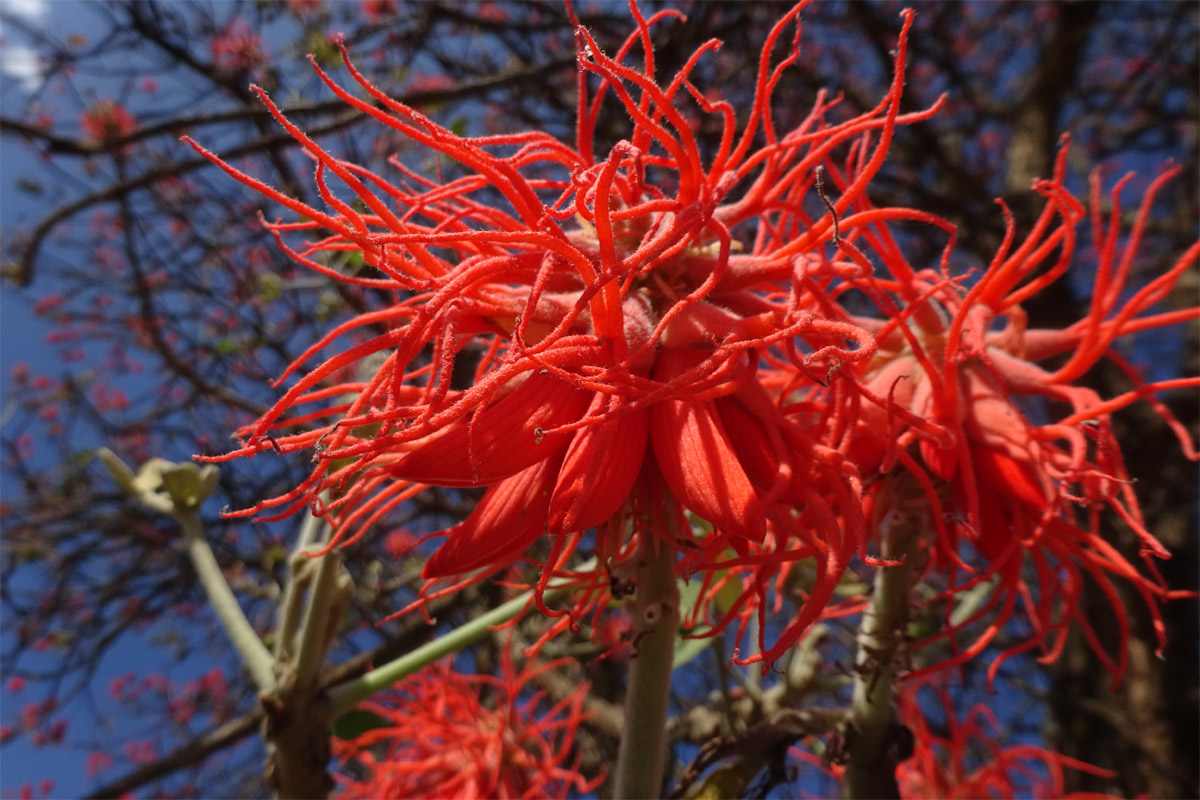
[4, 54, 573, 286]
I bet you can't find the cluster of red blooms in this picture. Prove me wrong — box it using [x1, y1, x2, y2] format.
[79, 100, 137, 144]
[844, 148, 1198, 686]
[187, 0, 1197, 794]
[210, 18, 266, 76]
[893, 679, 1117, 799]
[333, 654, 597, 799]
[797, 676, 1122, 799]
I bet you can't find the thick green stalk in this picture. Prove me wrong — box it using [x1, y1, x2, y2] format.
[97, 451, 275, 690]
[614, 532, 680, 800]
[273, 511, 327, 661]
[292, 544, 343, 690]
[843, 508, 920, 800]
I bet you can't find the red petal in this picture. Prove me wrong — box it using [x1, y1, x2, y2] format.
[651, 394, 766, 542]
[393, 372, 591, 487]
[956, 445, 1052, 561]
[547, 401, 649, 534]
[714, 395, 780, 494]
[421, 456, 558, 579]
[919, 436, 958, 481]
[971, 445, 1048, 512]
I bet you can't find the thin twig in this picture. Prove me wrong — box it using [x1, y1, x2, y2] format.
[179, 510, 276, 692]
[4, 55, 572, 287]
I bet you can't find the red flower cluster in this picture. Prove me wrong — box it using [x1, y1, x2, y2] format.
[333, 655, 597, 799]
[80, 101, 136, 144]
[895, 679, 1117, 800]
[188, 1, 946, 664]
[360, 0, 397, 26]
[188, 0, 1196, 680]
[211, 18, 265, 75]
[839, 145, 1199, 683]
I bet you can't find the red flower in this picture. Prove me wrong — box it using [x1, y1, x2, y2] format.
[896, 679, 1117, 800]
[288, 0, 323, 15]
[187, 3, 941, 659]
[843, 142, 1199, 683]
[333, 655, 598, 800]
[79, 101, 136, 143]
[211, 18, 265, 75]
[361, 0, 397, 26]
[86, 752, 114, 779]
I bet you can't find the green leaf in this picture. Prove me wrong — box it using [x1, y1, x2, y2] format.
[214, 338, 240, 356]
[264, 544, 288, 569]
[332, 708, 388, 741]
[673, 576, 713, 669]
[713, 573, 741, 617]
[307, 31, 340, 66]
[257, 273, 283, 303]
[343, 250, 364, 274]
[673, 633, 712, 670]
[949, 574, 999, 628]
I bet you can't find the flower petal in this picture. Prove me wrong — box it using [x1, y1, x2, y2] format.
[714, 395, 781, 495]
[393, 372, 591, 487]
[547, 401, 649, 534]
[971, 444, 1049, 512]
[651, 393, 766, 542]
[421, 456, 559, 579]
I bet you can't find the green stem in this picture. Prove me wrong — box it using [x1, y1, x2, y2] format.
[274, 508, 331, 662]
[327, 560, 595, 717]
[614, 532, 680, 800]
[262, 515, 345, 800]
[292, 543, 342, 690]
[273, 560, 310, 663]
[843, 510, 919, 800]
[178, 509, 276, 692]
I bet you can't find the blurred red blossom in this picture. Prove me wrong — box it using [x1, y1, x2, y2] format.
[895, 679, 1118, 799]
[333, 654, 598, 799]
[79, 101, 136, 144]
[361, 0, 397, 26]
[123, 739, 158, 766]
[840, 143, 1199, 684]
[85, 752, 114, 779]
[32, 295, 64, 316]
[16, 779, 54, 800]
[211, 18, 265, 75]
[288, 0, 323, 15]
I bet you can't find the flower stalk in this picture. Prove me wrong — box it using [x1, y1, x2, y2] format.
[273, 510, 327, 663]
[96, 449, 276, 692]
[261, 512, 356, 800]
[843, 497, 922, 800]
[178, 509, 278, 693]
[291, 542, 348, 691]
[615, 526, 681, 799]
